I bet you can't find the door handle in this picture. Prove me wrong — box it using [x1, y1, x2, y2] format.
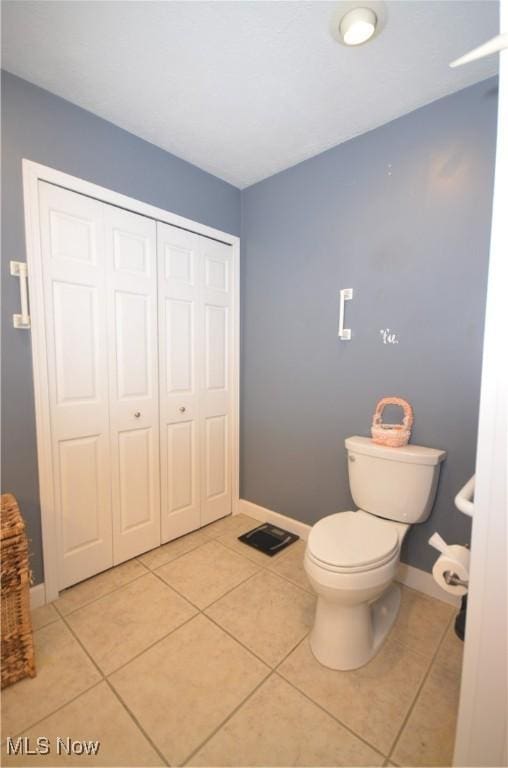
[179, 406, 186, 413]
[134, 411, 141, 418]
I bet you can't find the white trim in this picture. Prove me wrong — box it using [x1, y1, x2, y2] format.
[453, 4, 508, 764]
[396, 562, 460, 607]
[231, 238, 240, 515]
[22, 159, 240, 604]
[238, 498, 312, 541]
[30, 583, 46, 609]
[238, 498, 459, 606]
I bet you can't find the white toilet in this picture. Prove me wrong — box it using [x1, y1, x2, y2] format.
[304, 435, 446, 671]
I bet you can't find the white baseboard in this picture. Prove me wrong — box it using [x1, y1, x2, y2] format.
[30, 582, 46, 609]
[396, 562, 460, 607]
[238, 498, 460, 607]
[238, 498, 312, 541]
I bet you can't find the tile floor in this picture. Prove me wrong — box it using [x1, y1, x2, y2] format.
[1, 513, 463, 767]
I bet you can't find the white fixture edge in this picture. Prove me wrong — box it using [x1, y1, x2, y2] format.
[454, 474, 475, 517]
[22, 159, 241, 605]
[238, 498, 460, 607]
[453, 3, 508, 763]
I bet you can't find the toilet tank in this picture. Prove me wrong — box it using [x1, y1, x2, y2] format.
[345, 436, 446, 524]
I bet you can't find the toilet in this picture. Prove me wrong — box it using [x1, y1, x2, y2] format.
[304, 435, 446, 671]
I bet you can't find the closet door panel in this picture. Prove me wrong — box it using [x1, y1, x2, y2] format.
[201, 240, 233, 525]
[38, 182, 112, 589]
[158, 223, 200, 541]
[117, 427, 154, 533]
[105, 206, 160, 563]
[167, 420, 198, 520]
[59, 435, 103, 556]
[205, 415, 228, 500]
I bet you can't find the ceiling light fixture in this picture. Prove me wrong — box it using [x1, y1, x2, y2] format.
[339, 7, 378, 46]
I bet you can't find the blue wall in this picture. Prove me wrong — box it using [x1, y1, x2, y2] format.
[1, 70, 241, 584]
[240, 78, 498, 573]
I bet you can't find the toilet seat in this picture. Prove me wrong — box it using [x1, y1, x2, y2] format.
[307, 511, 399, 574]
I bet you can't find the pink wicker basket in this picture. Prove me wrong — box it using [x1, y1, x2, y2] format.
[371, 397, 414, 448]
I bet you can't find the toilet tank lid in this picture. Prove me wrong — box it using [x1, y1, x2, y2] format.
[345, 436, 446, 466]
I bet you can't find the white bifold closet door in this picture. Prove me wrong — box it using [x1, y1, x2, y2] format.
[158, 223, 232, 541]
[39, 182, 160, 588]
[38, 183, 113, 589]
[104, 206, 160, 564]
[37, 181, 233, 590]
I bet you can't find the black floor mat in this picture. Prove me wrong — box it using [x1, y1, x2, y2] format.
[238, 523, 299, 556]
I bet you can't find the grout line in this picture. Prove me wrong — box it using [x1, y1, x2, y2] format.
[181, 669, 274, 766]
[386, 613, 456, 763]
[202, 608, 277, 670]
[105, 612, 199, 677]
[58, 613, 107, 678]
[138, 533, 213, 572]
[102, 677, 170, 767]
[6, 680, 105, 741]
[58, 607, 170, 767]
[214, 536, 313, 596]
[52, 563, 150, 618]
[150, 552, 262, 613]
[198, 566, 263, 610]
[274, 639, 386, 762]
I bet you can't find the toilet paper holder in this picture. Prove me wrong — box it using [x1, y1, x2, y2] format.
[443, 570, 469, 588]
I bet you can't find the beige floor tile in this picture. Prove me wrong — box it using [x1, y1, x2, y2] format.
[110, 614, 269, 766]
[156, 540, 259, 609]
[189, 673, 383, 767]
[2, 682, 164, 766]
[1, 620, 101, 737]
[392, 626, 463, 767]
[266, 539, 311, 591]
[389, 586, 453, 658]
[55, 559, 147, 616]
[199, 513, 260, 540]
[279, 634, 429, 755]
[30, 602, 59, 630]
[205, 570, 315, 667]
[139, 528, 211, 570]
[67, 573, 196, 674]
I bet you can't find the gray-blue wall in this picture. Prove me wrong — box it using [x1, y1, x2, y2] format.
[1, 70, 241, 585]
[2, 70, 498, 584]
[240, 78, 498, 573]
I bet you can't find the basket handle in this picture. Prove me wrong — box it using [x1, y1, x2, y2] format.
[372, 397, 414, 430]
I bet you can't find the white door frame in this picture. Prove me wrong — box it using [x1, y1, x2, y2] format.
[453, 8, 508, 766]
[22, 159, 241, 604]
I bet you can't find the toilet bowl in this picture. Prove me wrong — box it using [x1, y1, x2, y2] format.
[305, 436, 446, 671]
[304, 510, 408, 670]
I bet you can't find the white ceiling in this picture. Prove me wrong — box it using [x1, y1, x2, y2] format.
[2, 1, 499, 189]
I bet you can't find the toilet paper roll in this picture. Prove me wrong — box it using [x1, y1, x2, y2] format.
[432, 545, 470, 596]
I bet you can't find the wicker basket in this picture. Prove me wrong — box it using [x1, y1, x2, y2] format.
[371, 397, 414, 448]
[1, 494, 36, 688]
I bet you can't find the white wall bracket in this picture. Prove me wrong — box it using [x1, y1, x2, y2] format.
[10, 261, 31, 329]
[338, 287, 353, 340]
[454, 474, 475, 517]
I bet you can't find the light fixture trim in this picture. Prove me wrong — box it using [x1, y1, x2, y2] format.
[338, 7, 378, 46]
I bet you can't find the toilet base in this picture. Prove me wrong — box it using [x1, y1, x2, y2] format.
[309, 583, 401, 670]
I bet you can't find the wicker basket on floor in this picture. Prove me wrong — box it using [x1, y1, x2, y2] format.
[1, 493, 36, 688]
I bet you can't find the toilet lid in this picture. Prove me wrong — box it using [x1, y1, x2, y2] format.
[307, 511, 399, 570]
